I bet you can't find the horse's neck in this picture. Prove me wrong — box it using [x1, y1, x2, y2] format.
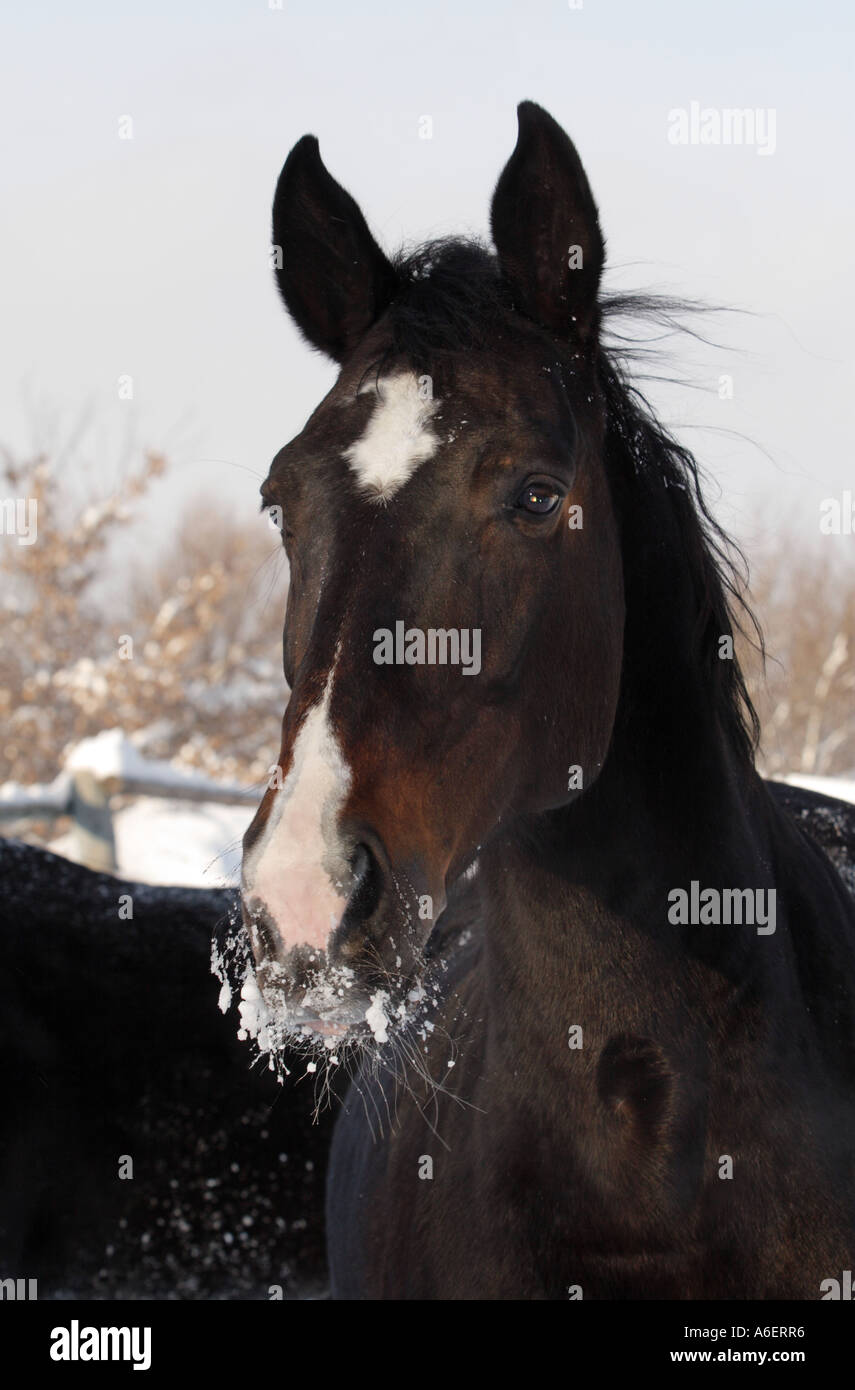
[477, 726, 772, 1068]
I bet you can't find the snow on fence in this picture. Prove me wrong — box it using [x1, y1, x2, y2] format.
[0, 729, 256, 872]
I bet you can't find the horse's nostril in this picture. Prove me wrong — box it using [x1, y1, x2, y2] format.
[347, 842, 383, 925]
[244, 899, 283, 962]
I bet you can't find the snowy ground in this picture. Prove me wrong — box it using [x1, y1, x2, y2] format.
[43, 771, 855, 888]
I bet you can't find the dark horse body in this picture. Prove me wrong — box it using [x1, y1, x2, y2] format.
[328, 779, 855, 1299]
[0, 840, 333, 1299]
[240, 102, 855, 1299]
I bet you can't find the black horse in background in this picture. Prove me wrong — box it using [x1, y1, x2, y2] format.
[0, 839, 335, 1300]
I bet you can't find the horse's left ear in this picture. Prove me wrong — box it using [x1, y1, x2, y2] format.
[490, 102, 605, 344]
[272, 134, 398, 362]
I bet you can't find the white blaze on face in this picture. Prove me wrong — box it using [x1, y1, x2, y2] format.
[241, 675, 352, 953]
[343, 370, 440, 503]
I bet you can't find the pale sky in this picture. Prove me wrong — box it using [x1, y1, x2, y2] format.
[1, 0, 853, 557]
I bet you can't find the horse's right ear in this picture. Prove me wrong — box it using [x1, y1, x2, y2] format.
[271, 135, 398, 362]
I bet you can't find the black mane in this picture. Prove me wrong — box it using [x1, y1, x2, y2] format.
[374, 236, 761, 767]
[384, 238, 515, 364]
[595, 326, 762, 768]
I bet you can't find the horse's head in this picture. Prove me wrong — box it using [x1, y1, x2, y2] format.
[241, 102, 625, 1045]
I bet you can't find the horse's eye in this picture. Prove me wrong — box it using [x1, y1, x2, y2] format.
[515, 481, 561, 515]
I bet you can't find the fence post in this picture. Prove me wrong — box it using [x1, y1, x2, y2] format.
[69, 769, 117, 873]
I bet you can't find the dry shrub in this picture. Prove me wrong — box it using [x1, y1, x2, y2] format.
[741, 541, 855, 779]
[0, 445, 288, 792]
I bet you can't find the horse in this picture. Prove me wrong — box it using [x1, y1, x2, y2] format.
[239, 100, 855, 1299]
[0, 839, 334, 1299]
